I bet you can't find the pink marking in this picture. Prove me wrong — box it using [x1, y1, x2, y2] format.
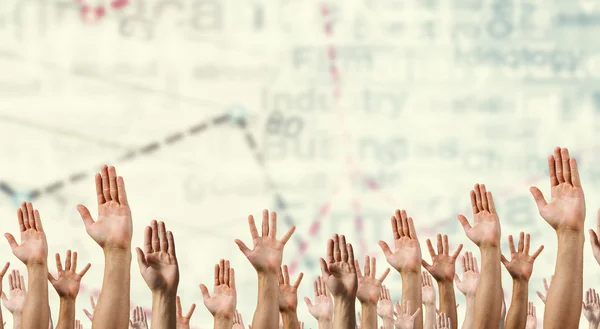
[111, 0, 129, 9]
[95, 6, 106, 18]
[320, 4, 329, 15]
[325, 23, 333, 35]
[328, 47, 336, 60]
[365, 179, 378, 190]
[309, 221, 320, 235]
[330, 65, 339, 81]
[319, 203, 330, 216]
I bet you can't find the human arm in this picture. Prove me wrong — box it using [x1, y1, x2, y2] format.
[421, 272, 436, 329]
[136, 220, 179, 329]
[422, 234, 462, 329]
[379, 210, 423, 329]
[320, 234, 358, 329]
[176, 296, 195, 329]
[0, 263, 9, 329]
[234, 210, 295, 329]
[529, 147, 585, 329]
[199, 260, 236, 329]
[49, 250, 91, 329]
[457, 184, 502, 329]
[525, 302, 536, 329]
[501, 232, 543, 329]
[5, 202, 49, 329]
[356, 256, 390, 329]
[377, 286, 394, 329]
[76, 165, 133, 329]
[304, 276, 333, 329]
[278, 265, 303, 329]
[454, 252, 479, 329]
[1, 270, 26, 329]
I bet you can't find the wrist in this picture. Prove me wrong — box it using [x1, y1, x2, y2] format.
[557, 229, 585, 243]
[280, 309, 298, 317]
[26, 261, 47, 269]
[152, 290, 177, 302]
[103, 247, 132, 259]
[59, 296, 77, 303]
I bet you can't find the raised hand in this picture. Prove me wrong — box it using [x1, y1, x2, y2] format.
[525, 302, 536, 329]
[320, 234, 357, 297]
[304, 276, 333, 323]
[356, 256, 390, 305]
[379, 210, 422, 273]
[75, 319, 83, 329]
[454, 252, 479, 297]
[1, 270, 26, 315]
[48, 250, 91, 299]
[200, 259, 236, 319]
[422, 234, 462, 282]
[278, 265, 304, 312]
[83, 295, 96, 321]
[529, 147, 585, 233]
[129, 306, 148, 329]
[535, 276, 552, 304]
[394, 300, 420, 329]
[457, 184, 500, 247]
[77, 165, 133, 250]
[422, 271, 436, 306]
[589, 209, 600, 265]
[583, 288, 600, 325]
[377, 285, 393, 321]
[5, 202, 48, 265]
[176, 296, 196, 329]
[433, 313, 451, 329]
[500, 232, 543, 281]
[136, 220, 179, 294]
[235, 210, 295, 273]
[232, 310, 245, 329]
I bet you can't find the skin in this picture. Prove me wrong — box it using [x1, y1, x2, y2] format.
[535, 276, 552, 305]
[525, 302, 536, 329]
[278, 265, 304, 329]
[457, 184, 502, 329]
[529, 147, 585, 329]
[0, 263, 9, 329]
[76, 165, 133, 329]
[355, 256, 390, 329]
[83, 295, 96, 321]
[421, 272, 436, 329]
[49, 250, 91, 329]
[320, 234, 358, 329]
[136, 220, 179, 329]
[422, 234, 462, 329]
[394, 300, 421, 329]
[304, 276, 333, 329]
[1, 270, 26, 329]
[433, 313, 451, 329]
[500, 233, 543, 329]
[129, 306, 149, 329]
[454, 252, 479, 329]
[583, 289, 600, 329]
[232, 310, 245, 329]
[379, 210, 423, 329]
[5, 202, 49, 329]
[377, 286, 394, 329]
[234, 210, 295, 329]
[199, 259, 236, 329]
[175, 296, 196, 329]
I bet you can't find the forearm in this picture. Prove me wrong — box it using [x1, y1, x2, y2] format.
[151, 291, 177, 329]
[401, 271, 423, 329]
[282, 311, 300, 329]
[544, 231, 584, 329]
[438, 281, 458, 329]
[504, 280, 527, 329]
[382, 317, 394, 329]
[461, 297, 475, 329]
[360, 304, 377, 329]
[473, 247, 502, 329]
[333, 297, 356, 329]
[56, 298, 76, 329]
[252, 272, 279, 329]
[23, 264, 50, 329]
[424, 305, 436, 329]
[93, 249, 131, 329]
[318, 319, 332, 329]
[11, 315, 21, 329]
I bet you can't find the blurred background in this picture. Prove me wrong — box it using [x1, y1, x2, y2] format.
[0, 0, 599, 327]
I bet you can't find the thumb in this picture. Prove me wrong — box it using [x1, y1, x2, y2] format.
[500, 254, 510, 268]
[76, 205, 95, 228]
[199, 284, 211, 300]
[1, 292, 7, 306]
[319, 258, 331, 277]
[456, 215, 472, 233]
[590, 230, 600, 251]
[529, 187, 548, 212]
[4, 233, 18, 251]
[135, 248, 149, 272]
[454, 274, 461, 285]
[378, 241, 392, 257]
[234, 239, 251, 257]
[421, 259, 432, 272]
[48, 272, 57, 285]
[304, 297, 313, 308]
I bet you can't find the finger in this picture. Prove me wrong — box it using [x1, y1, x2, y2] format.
[185, 304, 196, 319]
[452, 244, 463, 259]
[151, 220, 160, 252]
[261, 209, 269, 237]
[370, 257, 376, 278]
[314, 279, 319, 297]
[117, 176, 129, 206]
[426, 239, 436, 257]
[4, 233, 18, 251]
[355, 260, 363, 278]
[473, 255, 479, 273]
[457, 215, 472, 234]
[269, 211, 277, 238]
[442, 235, 449, 255]
[378, 240, 392, 257]
[347, 244, 355, 269]
[500, 254, 510, 268]
[400, 210, 410, 237]
[94, 173, 106, 205]
[327, 238, 335, 263]
[158, 221, 168, 252]
[462, 254, 468, 272]
[65, 250, 72, 271]
[16, 208, 25, 232]
[108, 166, 118, 201]
[543, 278, 549, 293]
[340, 235, 348, 262]
[199, 284, 211, 300]
[248, 215, 259, 240]
[363, 256, 370, 277]
[234, 239, 251, 257]
[391, 216, 400, 240]
[293, 272, 304, 288]
[547, 155, 558, 187]
[55, 253, 64, 273]
[333, 234, 340, 262]
[529, 187, 548, 213]
[508, 235, 516, 255]
[26, 202, 35, 229]
[378, 268, 390, 283]
[487, 191, 496, 213]
[282, 265, 289, 285]
[72, 251, 79, 272]
[19, 274, 25, 291]
[76, 205, 95, 228]
[473, 184, 483, 212]
[469, 190, 478, 214]
[229, 268, 235, 290]
[554, 147, 564, 183]
[304, 297, 314, 309]
[219, 259, 225, 285]
[319, 258, 331, 276]
[135, 248, 149, 272]
[561, 148, 571, 184]
[524, 233, 530, 255]
[518, 232, 524, 252]
[480, 184, 488, 211]
[223, 260, 230, 286]
[0, 263, 9, 278]
[422, 259, 432, 272]
[213, 263, 219, 287]
[531, 245, 544, 259]
[436, 234, 443, 255]
[78, 263, 91, 277]
[571, 157, 582, 187]
[407, 217, 418, 239]
[280, 226, 295, 245]
[167, 231, 176, 258]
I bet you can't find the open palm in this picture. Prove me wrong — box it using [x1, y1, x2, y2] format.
[379, 210, 422, 273]
[501, 232, 543, 281]
[200, 259, 237, 319]
[1, 270, 26, 315]
[458, 184, 500, 247]
[321, 234, 357, 297]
